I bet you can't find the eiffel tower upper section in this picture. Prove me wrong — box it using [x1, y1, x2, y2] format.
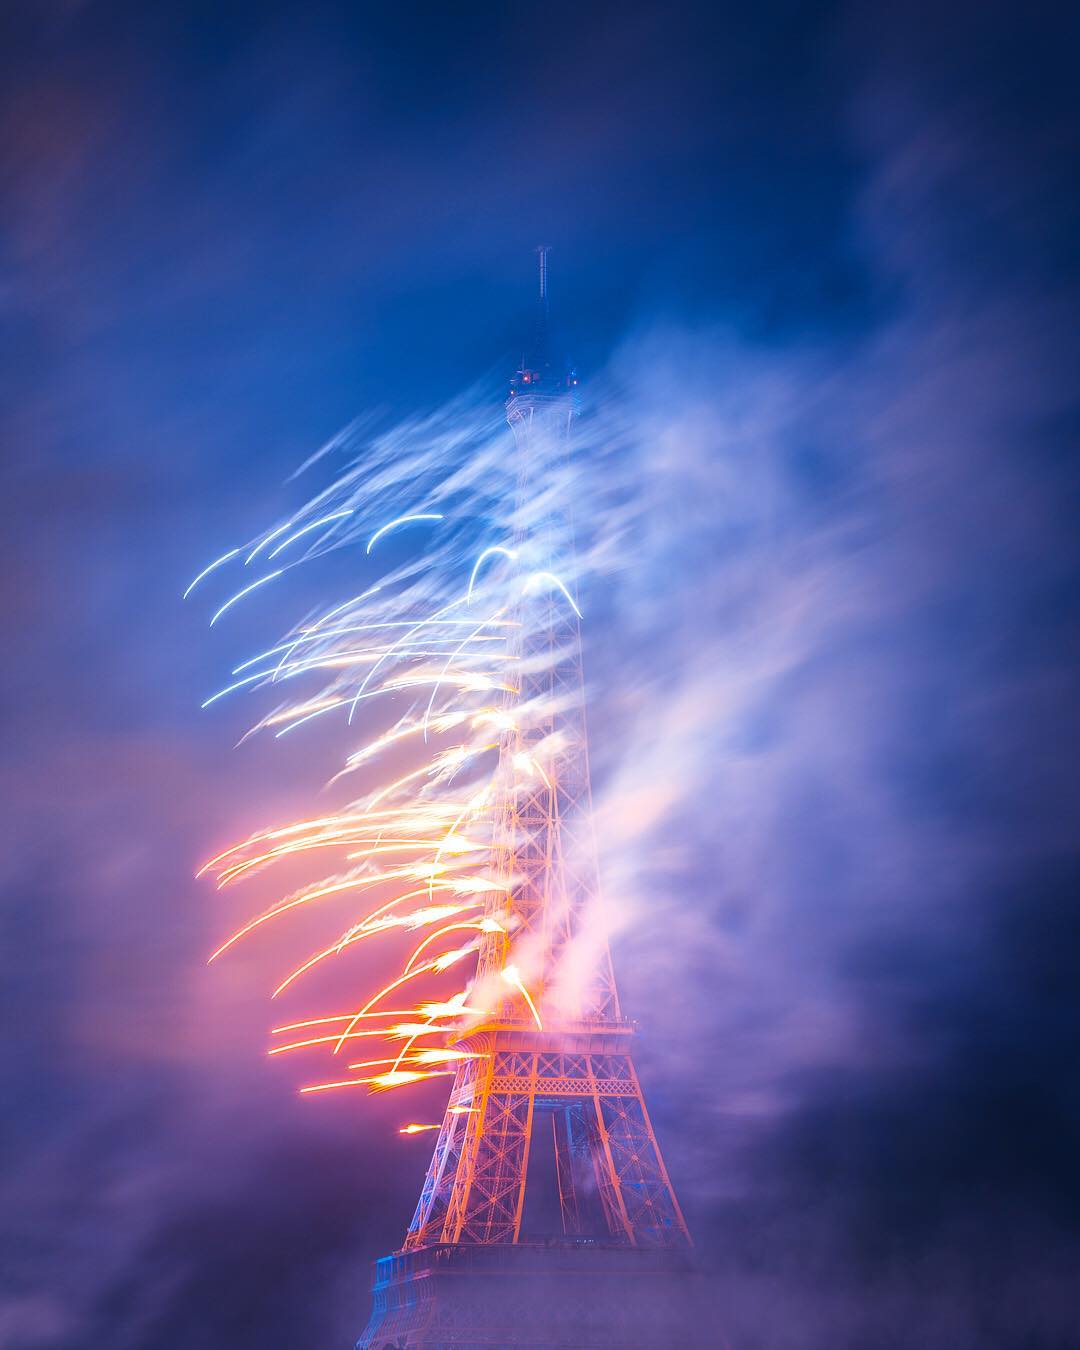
[472, 246, 620, 1028]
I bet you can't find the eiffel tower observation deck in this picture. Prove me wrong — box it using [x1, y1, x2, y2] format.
[358, 253, 702, 1350]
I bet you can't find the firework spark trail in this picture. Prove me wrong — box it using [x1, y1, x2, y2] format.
[190, 385, 634, 1127]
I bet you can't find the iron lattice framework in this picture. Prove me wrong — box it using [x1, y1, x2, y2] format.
[359, 255, 692, 1349]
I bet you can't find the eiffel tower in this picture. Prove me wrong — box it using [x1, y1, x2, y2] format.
[358, 252, 699, 1349]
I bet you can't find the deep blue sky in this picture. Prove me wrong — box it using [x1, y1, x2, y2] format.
[2, 2, 1079, 1347]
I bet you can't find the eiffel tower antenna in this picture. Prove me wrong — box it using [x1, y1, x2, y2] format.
[358, 253, 698, 1349]
[534, 244, 551, 365]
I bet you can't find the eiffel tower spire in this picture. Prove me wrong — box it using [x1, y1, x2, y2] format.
[533, 244, 551, 367]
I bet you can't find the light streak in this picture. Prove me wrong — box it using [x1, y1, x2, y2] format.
[267, 511, 353, 559]
[418, 994, 482, 1019]
[273, 698, 346, 737]
[245, 521, 295, 564]
[404, 920, 493, 974]
[200, 670, 271, 709]
[262, 697, 346, 728]
[466, 545, 517, 600]
[209, 571, 283, 627]
[410, 1048, 483, 1065]
[267, 1020, 455, 1057]
[523, 569, 582, 619]
[368, 1071, 452, 1091]
[183, 548, 240, 599]
[300, 1071, 432, 1095]
[513, 752, 552, 789]
[271, 1011, 419, 1034]
[365, 513, 443, 555]
[502, 964, 543, 1031]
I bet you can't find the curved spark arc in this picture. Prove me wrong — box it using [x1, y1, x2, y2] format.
[246, 520, 297, 565]
[183, 548, 240, 600]
[466, 545, 518, 601]
[523, 568, 583, 619]
[209, 570, 283, 626]
[267, 510, 354, 560]
[365, 513, 444, 555]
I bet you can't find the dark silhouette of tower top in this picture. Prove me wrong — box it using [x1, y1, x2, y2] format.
[508, 245, 578, 400]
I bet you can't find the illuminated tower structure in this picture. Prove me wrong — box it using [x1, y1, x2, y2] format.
[359, 252, 698, 1349]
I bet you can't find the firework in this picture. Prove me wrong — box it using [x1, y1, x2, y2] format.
[190, 400, 587, 1124]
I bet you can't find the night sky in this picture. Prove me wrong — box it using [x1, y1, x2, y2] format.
[3, 2, 1080, 1347]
